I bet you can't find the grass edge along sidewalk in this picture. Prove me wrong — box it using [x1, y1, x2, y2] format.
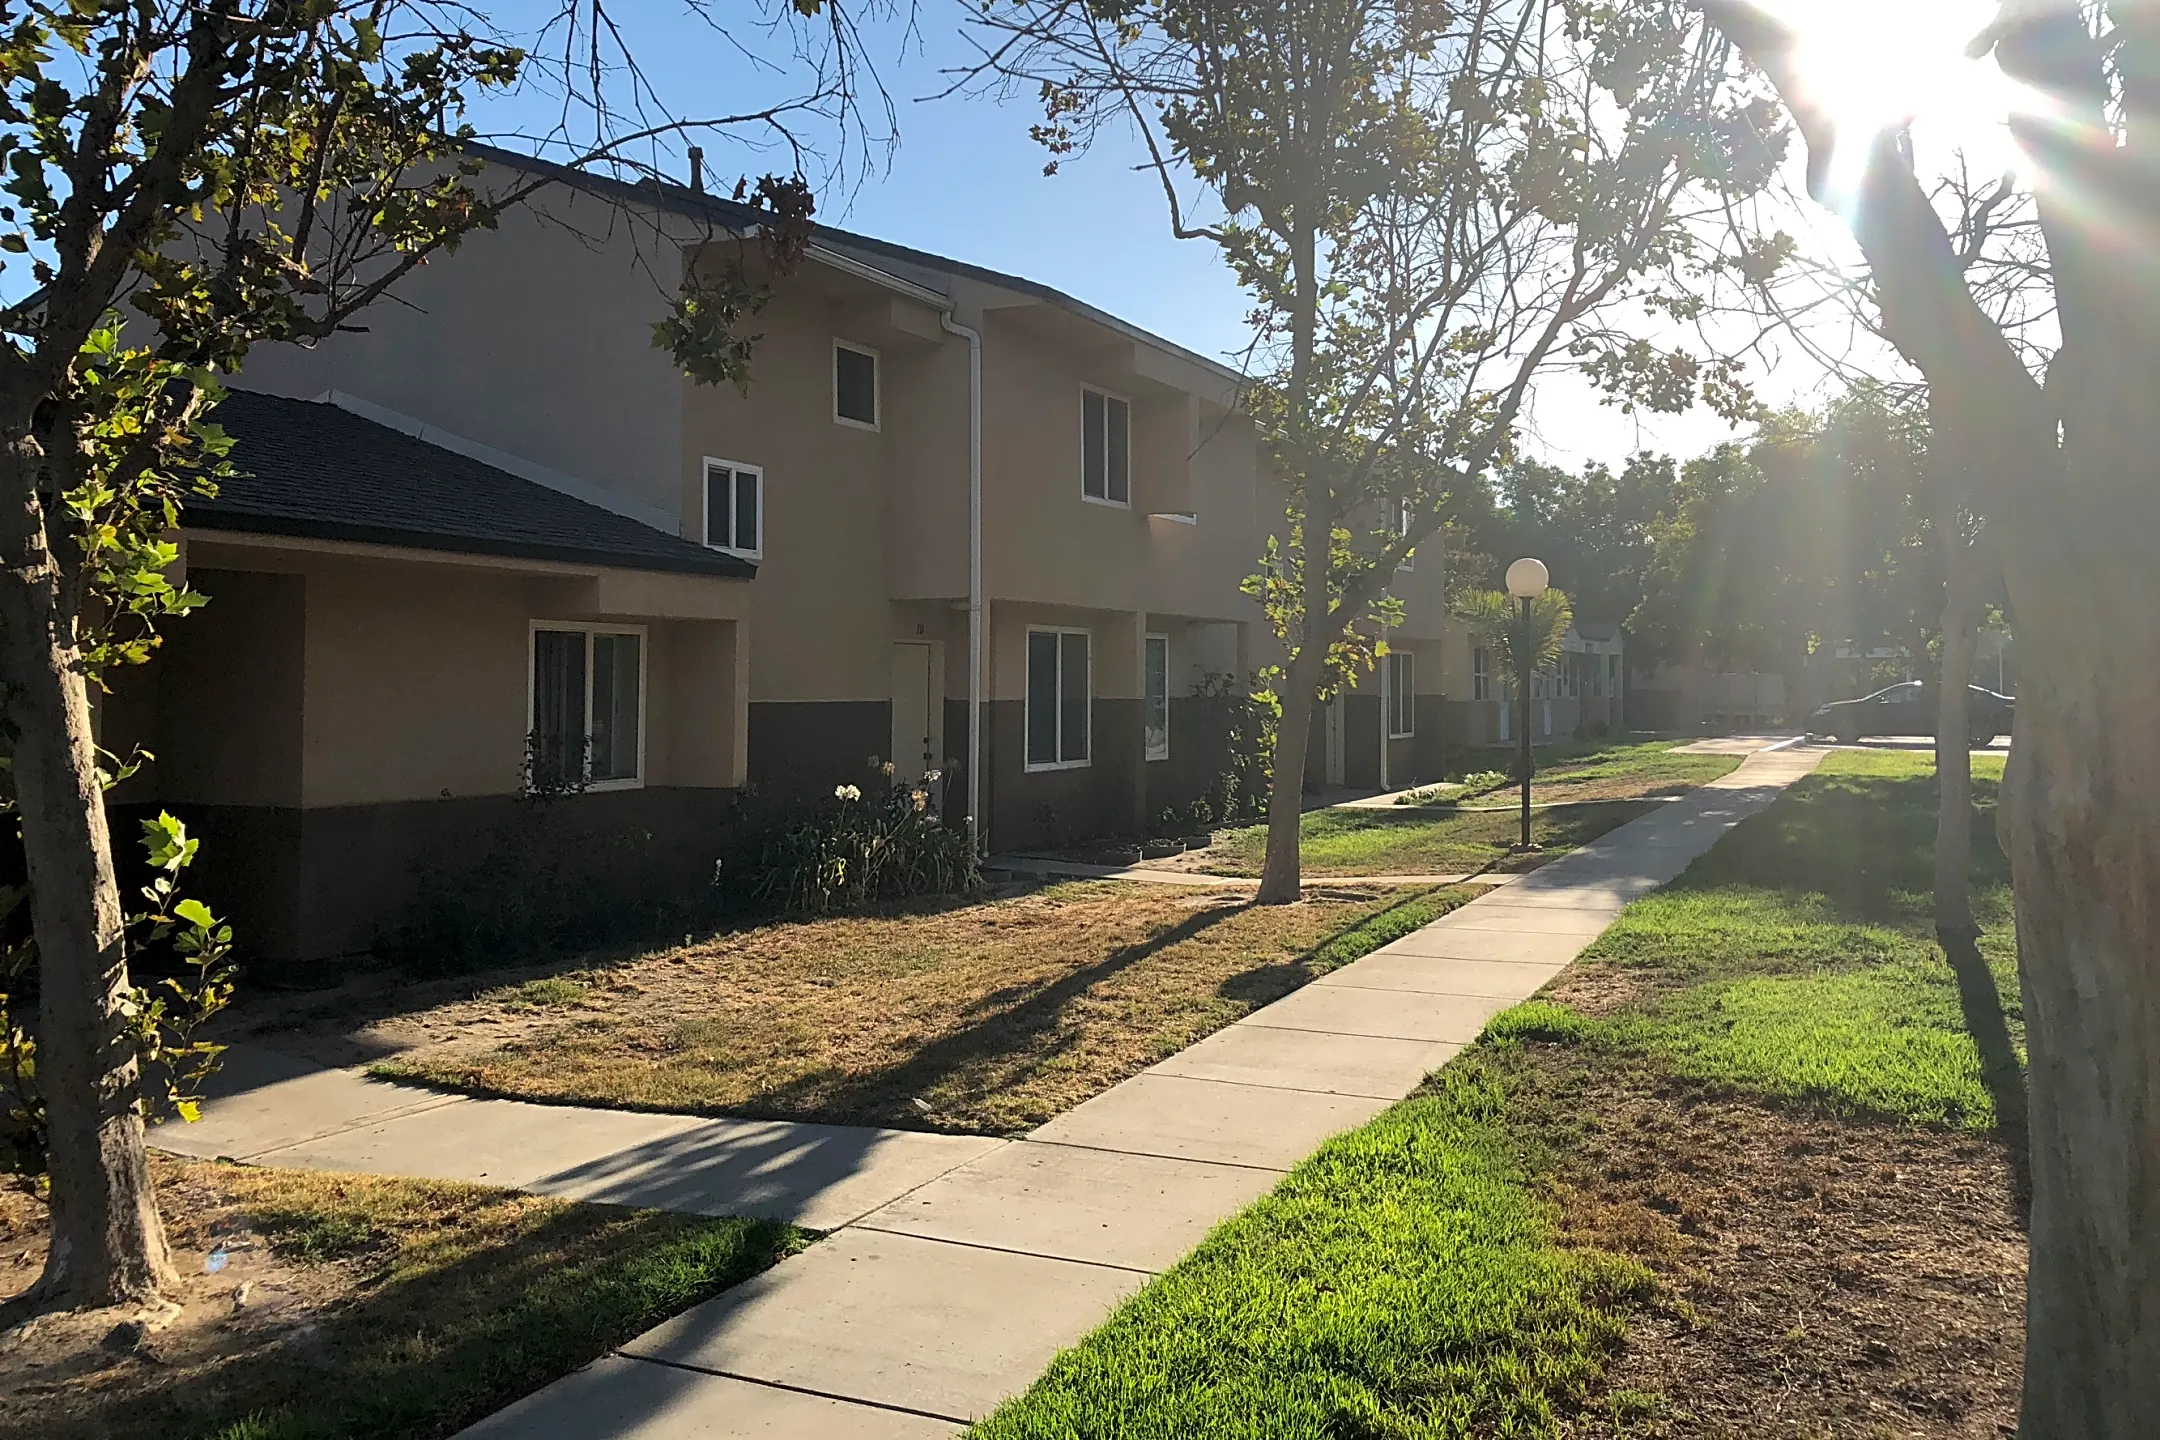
[4, 1159, 803, 1440]
[970, 749, 2021, 1438]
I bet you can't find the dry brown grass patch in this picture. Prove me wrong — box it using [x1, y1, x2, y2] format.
[255, 880, 1464, 1134]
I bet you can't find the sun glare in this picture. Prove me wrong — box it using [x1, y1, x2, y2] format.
[1758, 0, 2027, 193]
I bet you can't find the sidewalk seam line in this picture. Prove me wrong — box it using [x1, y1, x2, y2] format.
[842, 1223, 1159, 1277]
[226, 1092, 472, 1161]
[609, 1352, 972, 1427]
[1015, 1136, 1292, 1174]
[1133, 1069, 1419, 1102]
[816, 1138, 1017, 1231]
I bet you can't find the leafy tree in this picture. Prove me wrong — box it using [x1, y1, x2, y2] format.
[968, 0, 1779, 901]
[1705, 4, 2160, 1425]
[1626, 389, 1937, 686]
[0, 0, 862, 1310]
[1469, 452, 1676, 626]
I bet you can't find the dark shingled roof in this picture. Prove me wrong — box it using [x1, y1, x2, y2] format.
[189, 391, 753, 579]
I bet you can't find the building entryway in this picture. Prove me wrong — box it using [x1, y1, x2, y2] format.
[890, 642, 940, 784]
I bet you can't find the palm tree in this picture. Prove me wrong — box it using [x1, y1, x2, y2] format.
[1454, 588, 1575, 747]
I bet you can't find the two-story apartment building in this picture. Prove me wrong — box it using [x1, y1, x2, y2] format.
[101, 148, 1457, 962]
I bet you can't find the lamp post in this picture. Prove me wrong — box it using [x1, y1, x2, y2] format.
[1505, 557, 1549, 850]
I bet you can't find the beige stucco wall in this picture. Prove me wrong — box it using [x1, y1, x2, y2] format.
[221, 166, 1283, 731]
[679, 282, 908, 705]
[234, 171, 688, 529]
[144, 568, 307, 807]
[156, 539, 749, 809]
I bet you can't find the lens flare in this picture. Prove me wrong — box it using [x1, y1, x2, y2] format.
[1756, 0, 2028, 197]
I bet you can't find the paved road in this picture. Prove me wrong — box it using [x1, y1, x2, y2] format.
[1818, 733, 2012, 752]
[157, 745, 1831, 1439]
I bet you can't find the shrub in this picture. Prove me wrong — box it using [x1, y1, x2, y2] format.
[735, 762, 979, 917]
[385, 805, 692, 978]
[1193, 669, 1276, 824]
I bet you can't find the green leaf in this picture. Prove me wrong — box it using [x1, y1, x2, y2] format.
[174, 897, 215, 929]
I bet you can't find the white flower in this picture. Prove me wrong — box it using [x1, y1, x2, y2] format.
[835, 784, 862, 802]
[922, 769, 942, 784]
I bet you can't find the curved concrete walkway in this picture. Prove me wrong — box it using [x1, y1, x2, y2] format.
[160, 744, 1826, 1439]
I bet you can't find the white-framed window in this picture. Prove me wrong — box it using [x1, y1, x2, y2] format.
[529, 621, 647, 791]
[1472, 646, 1491, 702]
[702, 458, 762, 559]
[834, 340, 879, 430]
[1081, 388, 1131, 506]
[1026, 626, 1091, 769]
[1396, 499, 1415, 571]
[1144, 633, 1170, 761]
[1386, 651, 1415, 737]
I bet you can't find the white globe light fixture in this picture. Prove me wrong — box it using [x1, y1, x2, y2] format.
[1505, 556, 1550, 599]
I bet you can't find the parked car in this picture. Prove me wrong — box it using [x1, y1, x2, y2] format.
[1808, 681, 2015, 745]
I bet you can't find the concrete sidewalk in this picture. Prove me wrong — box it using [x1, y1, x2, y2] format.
[449, 741, 1825, 1438]
[155, 1046, 1004, 1233]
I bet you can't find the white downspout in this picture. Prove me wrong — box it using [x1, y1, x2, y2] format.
[942, 312, 985, 852]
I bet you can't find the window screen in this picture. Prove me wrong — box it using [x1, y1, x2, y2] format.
[1026, 629, 1092, 767]
[1388, 652, 1415, 737]
[590, 633, 642, 781]
[1026, 630, 1060, 767]
[1059, 632, 1090, 763]
[734, 470, 760, 555]
[704, 462, 761, 555]
[1081, 391, 1130, 503]
[531, 629, 587, 789]
[836, 344, 878, 426]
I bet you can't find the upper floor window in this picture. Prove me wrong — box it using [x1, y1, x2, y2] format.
[1144, 634, 1170, 761]
[704, 459, 762, 559]
[1082, 388, 1130, 506]
[1472, 646, 1491, 702]
[530, 623, 645, 791]
[835, 341, 879, 429]
[1387, 651, 1415, 737]
[1396, 499, 1415, 571]
[1026, 627, 1091, 769]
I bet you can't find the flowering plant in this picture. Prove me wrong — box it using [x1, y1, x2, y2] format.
[750, 760, 977, 915]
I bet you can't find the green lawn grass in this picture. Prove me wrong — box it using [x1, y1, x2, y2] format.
[1201, 799, 1664, 877]
[972, 1062, 1655, 1440]
[1503, 748, 2020, 1129]
[1199, 740, 1737, 877]
[1440, 738, 1744, 803]
[972, 748, 2019, 1437]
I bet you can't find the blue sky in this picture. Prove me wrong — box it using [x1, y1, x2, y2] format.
[468, 1, 1770, 470]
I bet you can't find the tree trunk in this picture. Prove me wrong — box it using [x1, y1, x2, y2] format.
[2005, 616, 2160, 1434]
[0, 445, 173, 1306]
[1255, 645, 1322, 905]
[1933, 563, 1977, 940]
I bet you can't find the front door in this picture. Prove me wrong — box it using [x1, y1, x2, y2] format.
[1324, 695, 1346, 787]
[890, 643, 937, 784]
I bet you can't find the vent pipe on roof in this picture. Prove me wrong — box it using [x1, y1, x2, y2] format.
[688, 146, 705, 194]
